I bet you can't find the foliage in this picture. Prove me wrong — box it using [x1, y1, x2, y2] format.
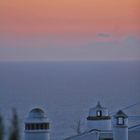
[8, 108, 20, 140]
[0, 113, 4, 140]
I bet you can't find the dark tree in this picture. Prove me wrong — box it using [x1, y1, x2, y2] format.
[0, 113, 4, 140]
[8, 108, 20, 140]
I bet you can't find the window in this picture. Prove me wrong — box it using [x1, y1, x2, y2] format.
[25, 123, 49, 130]
[36, 124, 39, 129]
[96, 110, 102, 117]
[117, 117, 124, 125]
[40, 123, 44, 129]
[31, 124, 35, 130]
[44, 123, 49, 129]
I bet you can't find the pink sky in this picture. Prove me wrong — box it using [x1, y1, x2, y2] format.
[0, 0, 140, 60]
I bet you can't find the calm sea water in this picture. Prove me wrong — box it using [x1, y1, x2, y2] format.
[0, 61, 140, 140]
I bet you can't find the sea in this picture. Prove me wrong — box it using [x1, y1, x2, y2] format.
[0, 61, 140, 140]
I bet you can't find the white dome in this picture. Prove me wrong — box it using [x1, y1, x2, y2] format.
[25, 108, 48, 123]
[29, 108, 45, 118]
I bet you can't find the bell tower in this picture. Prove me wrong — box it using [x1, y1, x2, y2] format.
[86, 101, 111, 131]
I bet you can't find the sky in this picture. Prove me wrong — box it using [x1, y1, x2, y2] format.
[0, 0, 140, 61]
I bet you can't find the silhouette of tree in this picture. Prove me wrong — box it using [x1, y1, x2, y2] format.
[0, 113, 4, 140]
[8, 108, 20, 140]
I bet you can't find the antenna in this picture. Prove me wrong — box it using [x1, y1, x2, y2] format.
[110, 102, 140, 115]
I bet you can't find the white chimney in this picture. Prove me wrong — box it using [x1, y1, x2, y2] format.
[24, 108, 50, 140]
[113, 110, 128, 140]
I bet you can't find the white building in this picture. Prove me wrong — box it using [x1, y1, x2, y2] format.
[64, 102, 140, 140]
[24, 108, 50, 140]
[23, 102, 140, 140]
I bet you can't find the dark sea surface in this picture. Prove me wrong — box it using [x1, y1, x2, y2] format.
[0, 61, 140, 140]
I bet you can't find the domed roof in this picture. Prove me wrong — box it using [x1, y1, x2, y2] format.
[28, 108, 46, 118]
[25, 108, 49, 123]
